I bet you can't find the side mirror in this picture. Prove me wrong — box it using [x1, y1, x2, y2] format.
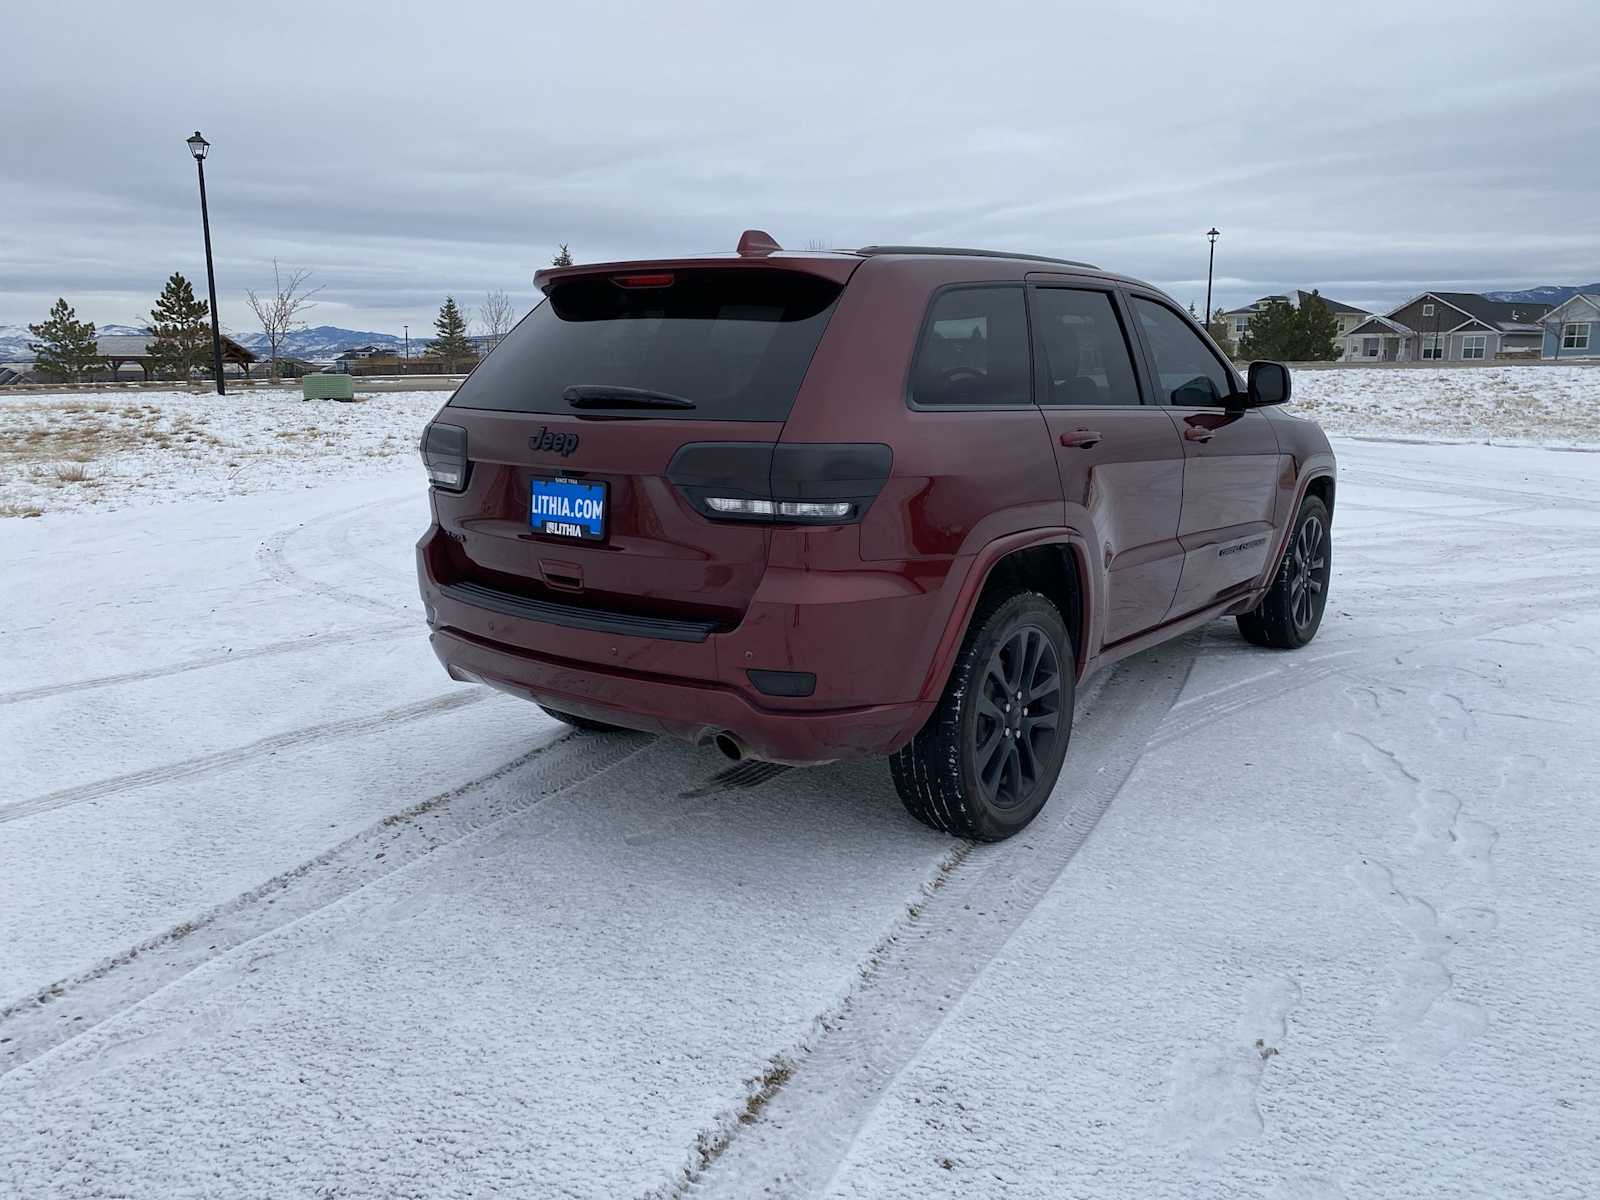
[1247, 360, 1292, 407]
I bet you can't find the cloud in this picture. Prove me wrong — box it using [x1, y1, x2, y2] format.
[4, 0, 1597, 331]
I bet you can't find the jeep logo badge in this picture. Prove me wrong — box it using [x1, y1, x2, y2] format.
[530, 426, 580, 457]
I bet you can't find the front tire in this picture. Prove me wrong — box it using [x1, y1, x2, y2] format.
[891, 591, 1075, 841]
[1237, 495, 1332, 649]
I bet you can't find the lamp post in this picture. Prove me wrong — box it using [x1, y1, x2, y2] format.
[1204, 227, 1221, 327]
[186, 131, 226, 396]
[403, 325, 409, 375]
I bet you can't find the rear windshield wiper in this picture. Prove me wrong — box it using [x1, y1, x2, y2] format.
[564, 385, 696, 410]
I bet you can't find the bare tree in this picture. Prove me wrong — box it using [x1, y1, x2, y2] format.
[1543, 310, 1570, 362]
[245, 262, 323, 381]
[478, 289, 516, 352]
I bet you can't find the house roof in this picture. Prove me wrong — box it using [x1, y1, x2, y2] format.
[1221, 290, 1370, 317]
[1419, 292, 1554, 330]
[1345, 316, 1412, 338]
[1540, 293, 1600, 323]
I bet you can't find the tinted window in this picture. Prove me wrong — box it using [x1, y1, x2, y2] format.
[1031, 288, 1142, 406]
[1131, 297, 1235, 406]
[448, 269, 841, 421]
[909, 286, 1031, 407]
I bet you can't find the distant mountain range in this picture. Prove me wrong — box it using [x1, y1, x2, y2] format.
[1482, 283, 1600, 306]
[231, 325, 417, 360]
[0, 323, 418, 363]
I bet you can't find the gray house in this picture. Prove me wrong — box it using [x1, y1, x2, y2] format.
[1341, 292, 1552, 363]
[1539, 293, 1599, 360]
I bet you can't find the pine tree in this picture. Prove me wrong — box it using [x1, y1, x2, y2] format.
[27, 298, 100, 382]
[1207, 310, 1236, 359]
[431, 297, 476, 372]
[1238, 298, 1298, 360]
[147, 273, 212, 380]
[1291, 291, 1341, 361]
[28, 299, 100, 381]
[551, 244, 574, 267]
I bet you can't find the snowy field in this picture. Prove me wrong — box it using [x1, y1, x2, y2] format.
[0, 388, 452, 517]
[1, 365, 1598, 518]
[3, 378, 1600, 1197]
[1286, 364, 1600, 447]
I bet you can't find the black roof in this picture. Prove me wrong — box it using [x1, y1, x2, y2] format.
[1430, 291, 1553, 327]
[856, 245, 1098, 270]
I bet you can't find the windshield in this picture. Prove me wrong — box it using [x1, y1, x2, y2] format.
[448, 268, 843, 421]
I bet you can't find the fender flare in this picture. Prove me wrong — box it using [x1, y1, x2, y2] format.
[1256, 460, 1337, 591]
[915, 527, 1097, 703]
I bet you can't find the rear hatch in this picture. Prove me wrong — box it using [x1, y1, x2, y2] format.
[429, 261, 855, 631]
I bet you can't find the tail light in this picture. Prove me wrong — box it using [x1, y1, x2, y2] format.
[420, 422, 469, 491]
[666, 442, 892, 525]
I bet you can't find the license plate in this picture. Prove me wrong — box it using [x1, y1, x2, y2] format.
[530, 477, 606, 540]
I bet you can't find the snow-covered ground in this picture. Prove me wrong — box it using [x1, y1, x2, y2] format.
[1287, 365, 1600, 447]
[0, 388, 451, 516]
[1, 366, 1598, 519]
[3, 386, 1599, 1196]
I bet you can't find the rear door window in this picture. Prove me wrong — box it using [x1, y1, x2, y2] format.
[1030, 288, 1143, 406]
[1130, 297, 1236, 407]
[909, 285, 1032, 407]
[448, 268, 842, 421]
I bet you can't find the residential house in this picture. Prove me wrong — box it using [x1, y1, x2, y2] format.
[1341, 292, 1552, 363]
[1219, 291, 1372, 349]
[1539, 293, 1599, 360]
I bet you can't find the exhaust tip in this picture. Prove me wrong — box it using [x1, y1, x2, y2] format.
[713, 732, 746, 762]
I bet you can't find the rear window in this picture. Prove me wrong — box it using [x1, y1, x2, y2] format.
[909, 285, 1032, 407]
[448, 268, 842, 421]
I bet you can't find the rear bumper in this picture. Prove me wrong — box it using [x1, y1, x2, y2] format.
[417, 526, 939, 764]
[429, 627, 930, 764]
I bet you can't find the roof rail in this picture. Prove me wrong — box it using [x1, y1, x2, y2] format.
[856, 245, 1098, 270]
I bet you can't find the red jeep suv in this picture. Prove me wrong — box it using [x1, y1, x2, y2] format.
[417, 233, 1335, 840]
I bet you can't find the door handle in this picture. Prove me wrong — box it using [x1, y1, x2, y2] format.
[1183, 426, 1215, 443]
[1059, 429, 1103, 449]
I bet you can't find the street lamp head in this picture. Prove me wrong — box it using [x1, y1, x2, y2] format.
[1207, 227, 1220, 244]
[186, 131, 210, 161]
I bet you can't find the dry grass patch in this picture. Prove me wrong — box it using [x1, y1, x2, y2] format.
[0, 502, 44, 519]
[51, 461, 100, 484]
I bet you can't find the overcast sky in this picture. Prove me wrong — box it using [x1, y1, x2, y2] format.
[5, 0, 1598, 336]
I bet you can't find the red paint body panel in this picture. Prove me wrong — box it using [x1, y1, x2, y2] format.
[418, 248, 1335, 763]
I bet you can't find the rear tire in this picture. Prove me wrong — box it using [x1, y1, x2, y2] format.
[538, 704, 626, 733]
[1237, 495, 1332, 649]
[891, 591, 1075, 841]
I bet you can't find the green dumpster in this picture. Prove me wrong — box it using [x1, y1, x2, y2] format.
[302, 373, 356, 401]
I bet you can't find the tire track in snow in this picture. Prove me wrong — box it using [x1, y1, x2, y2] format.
[0, 729, 655, 1075]
[1150, 589, 1597, 751]
[1342, 467, 1600, 513]
[0, 620, 412, 706]
[0, 690, 490, 826]
[255, 493, 415, 617]
[668, 644, 1194, 1200]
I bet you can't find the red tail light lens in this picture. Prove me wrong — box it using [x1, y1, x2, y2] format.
[612, 273, 675, 288]
[420, 421, 470, 492]
[666, 442, 892, 525]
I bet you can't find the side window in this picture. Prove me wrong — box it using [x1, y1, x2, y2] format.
[1031, 288, 1142, 406]
[1131, 297, 1235, 407]
[909, 285, 1031, 407]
